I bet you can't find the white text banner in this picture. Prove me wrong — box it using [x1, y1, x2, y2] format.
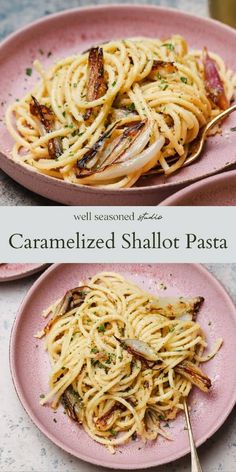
[0, 206, 235, 263]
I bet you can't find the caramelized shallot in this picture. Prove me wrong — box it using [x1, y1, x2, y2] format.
[77, 120, 149, 171]
[61, 386, 84, 423]
[84, 47, 107, 120]
[95, 402, 125, 431]
[76, 119, 164, 182]
[155, 296, 204, 321]
[175, 360, 211, 392]
[115, 337, 163, 370]
[203, 47, 229, 110]
[148, 60, 177, 80]
[42, 286, 89, 335]
[30, 96, 63, 158]
[118, 338, 158, 361]
[84, 136, 165, 182]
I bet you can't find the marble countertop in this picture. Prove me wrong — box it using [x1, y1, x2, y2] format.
[0, 0, 208, 206]
[0, 263, 236, 472]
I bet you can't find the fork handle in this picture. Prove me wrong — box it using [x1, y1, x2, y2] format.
[205, 103, 236, 135]
[183, 400, 203, 472]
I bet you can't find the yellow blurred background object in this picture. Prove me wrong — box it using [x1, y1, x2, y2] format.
[209, 0, 236, 28]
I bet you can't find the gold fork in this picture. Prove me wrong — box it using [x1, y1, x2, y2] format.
[117, 338, 204, 471]
[183, 398, 203, 472]
[146, 103, 236, 175]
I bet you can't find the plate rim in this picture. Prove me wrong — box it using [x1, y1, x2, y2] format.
[1, 4, 236, 199]
[161, 169, 236, 206]
[9, 263, 236, 469]
[0, 263, 49, 282]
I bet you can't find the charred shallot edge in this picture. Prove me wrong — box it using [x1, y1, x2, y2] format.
[76, 121, 118, 170]
[42, 285, 90, 335]
[191, 296, 204, 321]
[84, 47, 107, 120]
[30, 96, 63, 159]
[76, 120, 148, 176]
[82, 41, 109, 55]
[95, 402, 126, 431]
[175, 360, 211, 393]
[202, 47, 229, 110]
[148, 60, 177, 79]
[61, 386, 84, 423]
[114, 336, 163, 369]
[155, 296, 204, 322]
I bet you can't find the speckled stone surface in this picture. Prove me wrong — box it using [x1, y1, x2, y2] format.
[0, 263, 236, 472]
[0, 0, 208, 206]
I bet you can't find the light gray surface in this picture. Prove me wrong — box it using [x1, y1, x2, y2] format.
[0, 0, 208, 206]
[0, 263, 236, 472]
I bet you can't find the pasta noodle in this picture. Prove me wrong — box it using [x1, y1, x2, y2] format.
[6, 35, 236, 188]
[37, 272, 222, 452]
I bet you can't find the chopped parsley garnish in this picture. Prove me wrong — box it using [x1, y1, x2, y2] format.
[159, 283, 167, 290]
[112, 81, 117, 87]
[62, 111, 66, 117]
[161, 84, 168, 91]
[39, 394, 45, 399]
[90, 347, 99, 354]
[91, 359, 105, 369]
[159, 414, 165, 421]
[180, 76, 188, 84]
[162, 43, 174, 51]
[109, 429, 118, 437]
[127, 103, 136, 112]
[105, 353, 115, 364]
[98, 324, 106, 332]
[78, 290, 87, 296]
[230, 127, 236, 132]
[73, 83, 78, 88]
[72, 130, 84, 137]
[26, 68, 32, 76]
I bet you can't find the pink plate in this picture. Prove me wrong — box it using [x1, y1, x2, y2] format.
[10, 263, 236, 468]
[1, 5, 236, 205]
[0, 263, 49, 282]
[161, 169, 236, 205]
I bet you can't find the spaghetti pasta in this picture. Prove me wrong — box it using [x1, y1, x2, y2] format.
[37, 272, 222, 452]
[6, 35, 236, 188]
